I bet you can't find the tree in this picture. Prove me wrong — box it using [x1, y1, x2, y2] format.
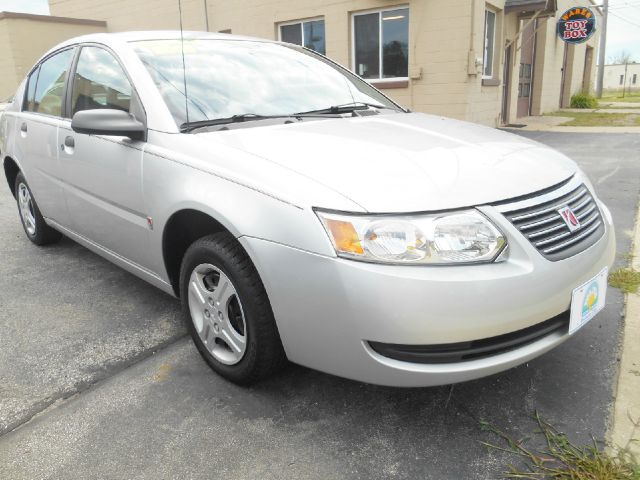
[609, 50, 634, 65]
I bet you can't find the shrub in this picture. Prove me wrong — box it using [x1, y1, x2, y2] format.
[570, 92, 598, 109]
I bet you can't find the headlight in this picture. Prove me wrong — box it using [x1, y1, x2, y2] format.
[316, 209, 506, 265]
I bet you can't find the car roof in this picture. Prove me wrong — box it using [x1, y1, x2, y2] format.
[52, 30, 273, 50]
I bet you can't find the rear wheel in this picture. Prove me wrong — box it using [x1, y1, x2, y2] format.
[14, 172, 62, 245]
[179, 232, 286, 384]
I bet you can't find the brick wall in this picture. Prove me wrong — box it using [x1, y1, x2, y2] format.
[0, 13, 106, 99]
[47, 0, 602, 125]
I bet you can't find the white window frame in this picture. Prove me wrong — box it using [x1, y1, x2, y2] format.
[483, 8, 497, 79]
[278, 17, 325, 53]
[351, 5, 410, 83]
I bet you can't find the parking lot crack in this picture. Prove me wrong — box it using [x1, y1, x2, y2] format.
[0, 333, 188, 437]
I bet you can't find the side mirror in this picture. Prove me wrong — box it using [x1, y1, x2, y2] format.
[71, 109, 146, 141]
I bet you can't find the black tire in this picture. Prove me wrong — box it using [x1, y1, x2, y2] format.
[179, 232, 286, 384]
[14, 172, 62, 246]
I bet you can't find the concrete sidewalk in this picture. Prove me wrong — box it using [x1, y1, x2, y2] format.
[600, 102, 640, 108]
[562, 108, 640, 114]
[504, 115, 640, 133]
[610, 200, 640, 456]
[503, 103, 640, 133]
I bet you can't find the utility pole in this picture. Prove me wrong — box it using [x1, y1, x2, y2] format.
[596, 0, 608, 98]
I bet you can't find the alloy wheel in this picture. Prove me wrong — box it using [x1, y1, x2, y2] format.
[188, 263, 247, 365]
[18, 183, 36, 236]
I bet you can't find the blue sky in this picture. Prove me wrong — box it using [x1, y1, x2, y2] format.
[0, 0, 49, 15]
[606, 0, 640, 62]
[0, 0, 638, 62]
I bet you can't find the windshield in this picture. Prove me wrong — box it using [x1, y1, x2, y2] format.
[131, 39, 402, 127]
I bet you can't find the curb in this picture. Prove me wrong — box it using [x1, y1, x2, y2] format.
[609, 197, 640, 455]
[502, 126, 640, 134]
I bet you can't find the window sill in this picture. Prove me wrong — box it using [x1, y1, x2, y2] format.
[482, 77, 501, 86]
[370, 79, 409, 89]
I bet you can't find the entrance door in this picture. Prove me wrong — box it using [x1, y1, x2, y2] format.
[559, 43, 572, 108]
[517, 20, 536, 117]
[582, 46, 594, 91]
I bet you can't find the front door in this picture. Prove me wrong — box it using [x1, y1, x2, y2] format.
[517, 20, 536, 118]
[61, 45, 151, 270]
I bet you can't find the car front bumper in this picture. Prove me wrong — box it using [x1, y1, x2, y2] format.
[240, 200, 615, 387]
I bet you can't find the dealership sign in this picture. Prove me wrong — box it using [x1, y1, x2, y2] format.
[557, 7, 596, 44]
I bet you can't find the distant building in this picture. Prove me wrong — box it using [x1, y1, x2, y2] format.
[2, 0, 602, 126]
[603, 63, 640, 93]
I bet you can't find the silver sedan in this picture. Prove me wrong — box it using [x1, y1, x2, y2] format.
[0, 31, 615, 386]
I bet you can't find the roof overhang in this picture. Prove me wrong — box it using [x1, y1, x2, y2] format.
[505, 0, 558, 17]
[0, 11, 106, 27]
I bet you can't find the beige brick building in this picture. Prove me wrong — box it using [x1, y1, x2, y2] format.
[0, 12, 106, 100]
[4, 0, 601, 126]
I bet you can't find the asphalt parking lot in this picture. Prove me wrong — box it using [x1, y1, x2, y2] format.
[1, 131, 639, 479]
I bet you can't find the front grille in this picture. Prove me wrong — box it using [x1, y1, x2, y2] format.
[502, 183, 605, 261]
[368, 311, 569, 364]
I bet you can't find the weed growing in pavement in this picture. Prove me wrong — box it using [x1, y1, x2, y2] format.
[570, 92, 598, 109]
[609, 268, 640, 294]
[480, 412, 640, 479]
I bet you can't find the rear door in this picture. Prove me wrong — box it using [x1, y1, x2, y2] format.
[60, 44, 151, 270]
[16, 48, 75, 225]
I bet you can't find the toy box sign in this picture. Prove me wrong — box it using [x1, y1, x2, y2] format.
[557, 7, 596, 44]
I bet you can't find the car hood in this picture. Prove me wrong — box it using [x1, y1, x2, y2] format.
[199, 112, 576, 212]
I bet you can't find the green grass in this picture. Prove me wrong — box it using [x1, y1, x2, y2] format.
[545, 111, 640, 126]
[600, 92, 640, 103]
[609, 268, 640, 294]
[481, 413, 640, 479]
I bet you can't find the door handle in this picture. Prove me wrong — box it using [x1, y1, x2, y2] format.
[64, 136, 75, 148]
[20, 122, 27, 133]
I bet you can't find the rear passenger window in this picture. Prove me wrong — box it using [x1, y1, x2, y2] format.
[24, 66, 40, 112]
[31, 49, 74, 117]
[71, 47, 132, 115]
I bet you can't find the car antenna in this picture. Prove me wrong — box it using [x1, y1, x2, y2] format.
[178, 0, 190, 126]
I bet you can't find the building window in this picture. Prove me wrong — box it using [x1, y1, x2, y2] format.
[483, 9, 497, 78]
[353, 7, 409, 80]
[620, 75, 624, 85]
[279, 19, 325, 55]
[633, 74, 637, 84]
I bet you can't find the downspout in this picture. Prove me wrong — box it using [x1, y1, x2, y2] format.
[468, 0, 479, 75]
[470, 0, 476, 53]
[204, 0, 210, 31]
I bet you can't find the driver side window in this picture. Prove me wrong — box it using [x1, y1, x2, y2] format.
[71, 46, 133, 116]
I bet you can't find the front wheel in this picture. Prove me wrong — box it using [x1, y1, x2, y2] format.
[179, 232, 286, 384]
[14, 172, 62, 246]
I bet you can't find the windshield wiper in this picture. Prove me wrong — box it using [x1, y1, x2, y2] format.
[180, 111, 344, 133]
[180, 112, 341, 132]
[294, 102, 395, 116]
[180, 114, 291, 132]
